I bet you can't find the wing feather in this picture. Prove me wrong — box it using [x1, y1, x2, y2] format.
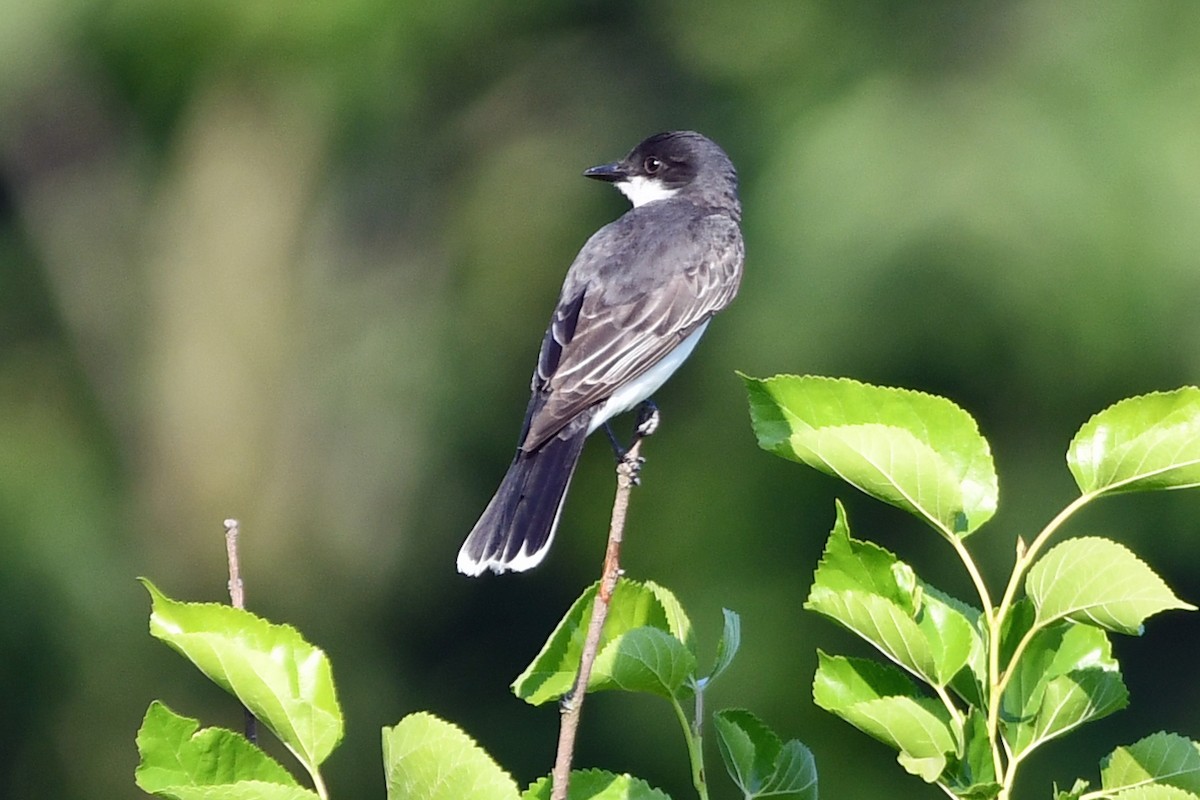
[520, 203, 743, 451]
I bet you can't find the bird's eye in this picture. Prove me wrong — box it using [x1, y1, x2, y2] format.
[643, 156, 663, 174]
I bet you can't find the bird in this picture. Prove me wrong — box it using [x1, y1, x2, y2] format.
[457, 131, 744, 576]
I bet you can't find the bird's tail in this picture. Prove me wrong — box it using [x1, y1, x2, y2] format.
[457, 423, 589, 576]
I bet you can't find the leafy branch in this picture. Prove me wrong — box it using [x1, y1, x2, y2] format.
[745, 374, 1200, 799]
[135, 428, 816, 800]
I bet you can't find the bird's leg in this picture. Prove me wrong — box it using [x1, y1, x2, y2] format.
[603, 422, 629, 460]
[619, 400, 659, 485]
[604, 400, 659, 484]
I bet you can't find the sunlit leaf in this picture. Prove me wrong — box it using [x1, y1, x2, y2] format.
[1005, 667, 1128, 756]
[1068, 388, 1200, 495]
[1053, 779, 1090, 800]
[1106, 787, 1200, 799]
[383, 712, 519, 800]
[521, 769, 671, 800]
[743, 374, 997, 536]
[142, 580, 343, 777]
[1004, 620, 1128, 756]
[1003, 621, 1119, 724]
[813, 652, 955, 783]
[1101, 732, 1200, 795]
[590, 626, 695, 699]
[807, 504, 975, 686]
[135, 701, 316, 800]
[1026, 538, 1195, 634]
[714, 709, 817, 800]
[512, 579, 695, 705]
[940, 709, 998, 797]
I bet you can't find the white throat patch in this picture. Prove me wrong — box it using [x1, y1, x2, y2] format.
[617, 175, 680, 207]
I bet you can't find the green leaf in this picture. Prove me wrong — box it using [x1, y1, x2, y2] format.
[940, 709, 998, 797]
[713, 709, 818, 800]
[1102, 732, 1200, 795]
[135, 701, 317, 800]
[1109, 788, 1200, 800]
[1068, 387, 1200, 495]
[1053, 779, 1090, 800]
[142, 580, 343, 778]
[590, 626, 695, 698]
[513, 579, 696, 705]
[382, 712, 519, 800]
[806, 504, 976, 686]
[1006, 667, 1128, 757]
[743, 374, 997, 537]
[521, 769, 671, 800]
[700, 609, 741, 689]
[813, 652, 956, 783]
[1026, 538, 1195, 634]
[1002, 621, 1122, 734]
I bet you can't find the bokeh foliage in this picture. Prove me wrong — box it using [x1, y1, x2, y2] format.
[1, 2, 1198, 798]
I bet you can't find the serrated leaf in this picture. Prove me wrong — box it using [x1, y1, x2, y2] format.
[812, 651, 920, 710]
[142, 580, 343, 777]
[940, 709, 998, 796]
[807, 505, 975, 686]
[854, 697, 957, 782]
[927, 586, 987, 707]
[383, 712, 519, 800]
[590, 626, 695, 698]
[1110, 787, 1200, 799]
[145, 782, 323, 800]
[1068, 388, 1200, 495]
[743, 374, 997, 537]
[135, 701, 316, 800]
[521, 769, 671, 800]
[513, 579, 695, 705]
[1102, 732, 1200, 795]
[713, 709, 818, 800]
[1005, 667, 1128, 756]
[1002, 621, 1119, 728]
[812, 652, 955, 783]
[1027, 538, 1195, 634]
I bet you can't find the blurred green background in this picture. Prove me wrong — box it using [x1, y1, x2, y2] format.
[2, 1, 1199, 798]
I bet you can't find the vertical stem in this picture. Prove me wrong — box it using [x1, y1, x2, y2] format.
[983, 492, 1098, 796]
[672, 696, 709, 800]
[223, 518, 258, 744]
[550, 436, 647, 800]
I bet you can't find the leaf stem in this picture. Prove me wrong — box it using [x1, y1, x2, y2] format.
[983, 490, 1099, 795]
[671, 696, 709, 800]
[947, 533, 995, 627]
[310, 768, 329, 800]
[932, 683, 964, 731]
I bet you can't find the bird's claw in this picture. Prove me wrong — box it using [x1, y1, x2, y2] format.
[634, 400, 660, 439]
[622, 454, 647, 485]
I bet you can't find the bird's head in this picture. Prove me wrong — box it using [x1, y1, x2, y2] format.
[583, 131, 738, 209]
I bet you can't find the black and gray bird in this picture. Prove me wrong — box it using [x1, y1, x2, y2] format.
[457, 131, 744, 576]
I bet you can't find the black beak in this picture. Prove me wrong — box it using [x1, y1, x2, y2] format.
[583, 161, 628, 182]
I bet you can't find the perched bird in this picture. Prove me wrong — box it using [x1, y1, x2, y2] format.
[457, 131, 744, 576]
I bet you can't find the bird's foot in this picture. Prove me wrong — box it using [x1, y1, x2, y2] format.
[606, 400, 659, 484]
[618, 452, 647, 485]
[633, 400, 660, 439]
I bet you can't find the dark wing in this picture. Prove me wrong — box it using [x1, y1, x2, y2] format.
[519, 203, 743, 451]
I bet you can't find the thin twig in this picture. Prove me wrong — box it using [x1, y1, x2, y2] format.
[224, 518, 258, 744]
[550, 407, 655, 800]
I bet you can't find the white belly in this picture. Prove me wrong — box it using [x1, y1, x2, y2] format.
[586, 321, 709, 434]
